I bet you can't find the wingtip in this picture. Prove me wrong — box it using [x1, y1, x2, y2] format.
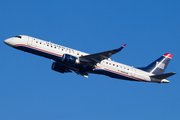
[172, 72, 176, 75]
[123, 44, 126, 47]
[114, 44, 126, 51]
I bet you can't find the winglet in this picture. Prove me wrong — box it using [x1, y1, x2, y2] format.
[115, 44, 127, 52]
[123, 44, 126, 47]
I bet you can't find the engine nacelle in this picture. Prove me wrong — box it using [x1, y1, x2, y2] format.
[62, 54, 80, 64]
[51, 62, 71, 73]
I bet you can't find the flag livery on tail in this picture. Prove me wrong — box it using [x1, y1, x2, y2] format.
[139, 53, 173, 75]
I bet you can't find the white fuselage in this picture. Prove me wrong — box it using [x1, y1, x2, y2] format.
[4, 35, 169, 83]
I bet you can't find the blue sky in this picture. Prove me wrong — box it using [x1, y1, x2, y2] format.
[1, 0, 180, 120]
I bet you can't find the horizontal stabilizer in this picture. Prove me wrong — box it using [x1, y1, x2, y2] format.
[150, 72, 176, 79]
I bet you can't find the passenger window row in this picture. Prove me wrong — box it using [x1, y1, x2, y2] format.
[103, 61, 129, 70]
[35, 40, 82, 56]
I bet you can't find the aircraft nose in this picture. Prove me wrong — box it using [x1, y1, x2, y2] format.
[4, 38, 11, 45]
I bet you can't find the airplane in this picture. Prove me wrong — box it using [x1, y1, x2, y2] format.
[4, 35, 176, 83]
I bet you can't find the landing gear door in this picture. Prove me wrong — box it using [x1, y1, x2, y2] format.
[27, 37, 33, 46]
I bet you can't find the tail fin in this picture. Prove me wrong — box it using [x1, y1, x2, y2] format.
[138, 53, 173, 75]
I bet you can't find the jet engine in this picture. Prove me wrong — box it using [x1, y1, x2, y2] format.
[51, 62, 71, 73]
[61, 54, 80, 64]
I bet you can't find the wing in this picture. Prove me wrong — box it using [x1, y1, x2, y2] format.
[79, 44, 126, 64]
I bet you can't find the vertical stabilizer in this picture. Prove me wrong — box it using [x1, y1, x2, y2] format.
[139, 53, 173, 75]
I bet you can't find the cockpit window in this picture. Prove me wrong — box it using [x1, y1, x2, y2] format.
[14, 35, 22, 38]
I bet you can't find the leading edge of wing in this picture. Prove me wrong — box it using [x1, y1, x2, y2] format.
[79, 44, 126, 64]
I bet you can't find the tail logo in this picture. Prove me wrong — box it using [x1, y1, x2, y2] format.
[139, 53, 173, 75]
[158, 63, 165, 69]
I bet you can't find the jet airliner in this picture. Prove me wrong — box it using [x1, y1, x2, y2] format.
[4, 35, 176, 83]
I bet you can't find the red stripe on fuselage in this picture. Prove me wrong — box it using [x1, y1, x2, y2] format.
[97, 66, 146, 82]
[14, 44, 63, 57]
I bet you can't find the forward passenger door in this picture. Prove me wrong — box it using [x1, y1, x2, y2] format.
[131, 67, 136, 77]
[27, 37, 33, 46]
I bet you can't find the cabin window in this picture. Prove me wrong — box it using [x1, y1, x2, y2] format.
[109, 63, 111, 65]
[117, 65, 118, 67]
[113, 64, 115, 66]
[72, 50, 75, 54]
[36, 41, 38, 43]
[106, 62, 108, 64]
